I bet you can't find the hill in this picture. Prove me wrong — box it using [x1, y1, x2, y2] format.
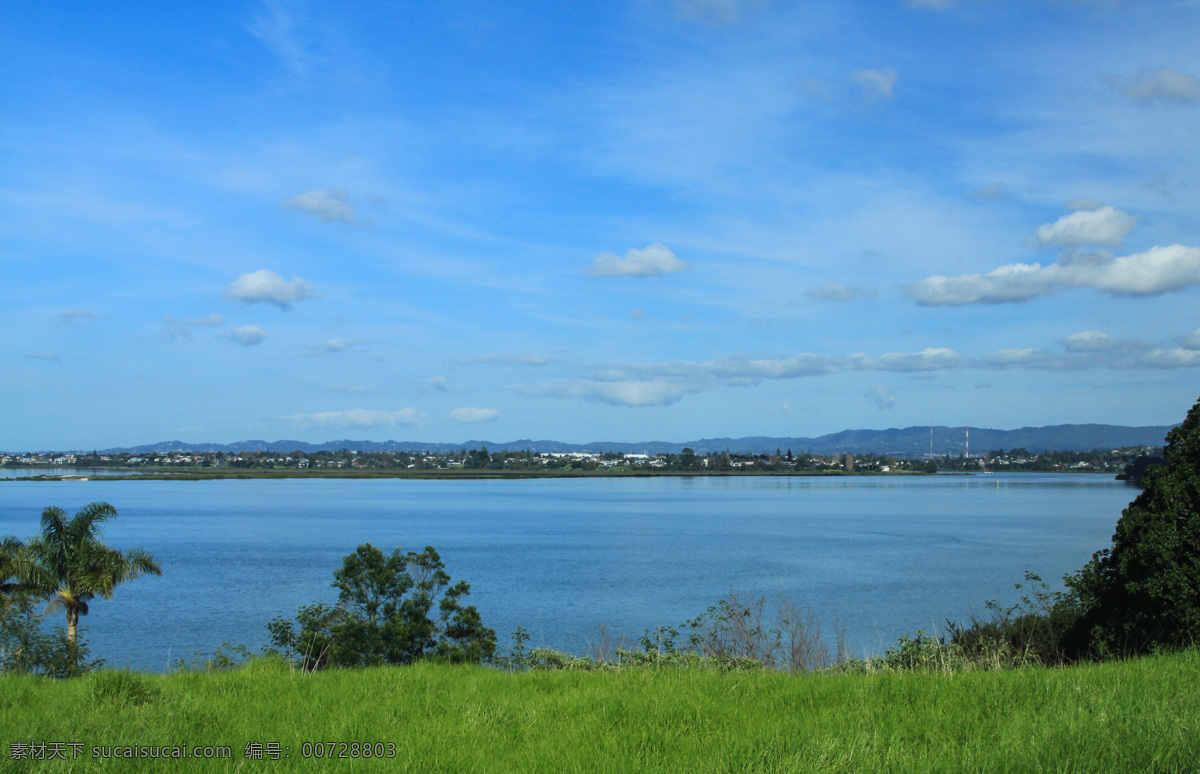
[74, 423, 1175, 457]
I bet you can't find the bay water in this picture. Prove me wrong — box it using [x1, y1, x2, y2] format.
[0, 473, 1134, 671]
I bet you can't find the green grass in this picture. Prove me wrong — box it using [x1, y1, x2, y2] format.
[3, 650, 1198, 772]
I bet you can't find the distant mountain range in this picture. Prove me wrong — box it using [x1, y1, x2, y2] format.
[63, 423, 1175, 457]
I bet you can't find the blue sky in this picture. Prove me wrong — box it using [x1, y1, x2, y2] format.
[4, 0, 1200, 449]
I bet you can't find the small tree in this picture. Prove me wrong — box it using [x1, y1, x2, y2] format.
[1068, 396, 1200, 655]
[268, 543, 495, 670]
[15, 503, 160, 672]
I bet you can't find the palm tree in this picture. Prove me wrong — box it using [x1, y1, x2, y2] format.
[1, 535, 26, 603]
[22, 502, 161, 649]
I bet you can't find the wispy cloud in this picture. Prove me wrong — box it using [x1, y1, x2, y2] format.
[526, 380, 705, 408]
[589, 244, 688, 278]
[450, 407, 499, 423]
[851, 68, 897, 103]
[1065, 197, 1105, 211]
[460, 353, 551, 366]
[672, 0, 762, 25]
[319, 338, 375, 353]
[1110, 67, 1200, 105]
[804, 282, 876, 302]
[282, 189, 360, 224]
[226, 326, 268, 346]
[58, 309, 103, 325]
[865, 385, 896, 410]
[25, 352, 62, 362]
[973, 182, 1009, 200]
[1063, 330, 1113, 352]
[526, 331, 1200, 408]
[162, 313, 226, 340]
[906, 0, 958, 9]
[247, 0, 312, 77]
[225, 270, 313, 310]
[289, 408, 425, 428]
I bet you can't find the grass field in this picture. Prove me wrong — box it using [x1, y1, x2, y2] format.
[3, 649, 1198, 772]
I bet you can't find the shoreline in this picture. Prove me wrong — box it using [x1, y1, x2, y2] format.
[0, 468, 1108, 482]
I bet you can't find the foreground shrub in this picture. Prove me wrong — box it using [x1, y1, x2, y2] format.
[1068, 395, 1200, 656]
[267, 543, 496, 670]
[945, 572, 1081, 668]
[0, 594, 101, 678]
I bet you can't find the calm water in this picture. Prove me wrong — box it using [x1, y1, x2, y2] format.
[0, 474, 1134, 671]
[0, 468, 147, 479]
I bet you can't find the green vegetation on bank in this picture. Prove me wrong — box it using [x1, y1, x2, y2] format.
[3, 650, 1198, 772]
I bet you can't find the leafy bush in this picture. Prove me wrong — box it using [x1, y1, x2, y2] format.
[946, 572, 1080, 668]
[267, 543, 496, 670]
[0, 594, 102, 678]
[1068, 395, 1200, 656]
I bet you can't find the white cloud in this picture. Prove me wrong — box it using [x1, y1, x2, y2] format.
[282, 189, 357, 224]
[589, 243, 688, 278]
[450, 407, 500, 423]
[26, 352, 62, 362]
[320, 338, 375, 353]
[986, 349, 1050, 368]
[163, 313, 225, 340]
[428, 376, 448, 391]
[529, 379, 702, 408]
[865, 348, 961, 372]
[1064, 330, 1112, 352]
[1031, 206, 1139, 247]
[1111, 67, 1200, 105]
[906, 245, 1200, 305]
[1136, 349, 1200, 368]
[865, 385, 896, 410]
[1086, 245, 1200, 295]
[226, 325, 267, 346]
[1180, 330, 1200, 350]
[528, 334, 1200, 410]
[852, 69, 897, 103]
[225, 269, 313, 310]
[291, 408, 425, 428]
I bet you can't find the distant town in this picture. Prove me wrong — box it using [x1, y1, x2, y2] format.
[0, 444, 1163, 476]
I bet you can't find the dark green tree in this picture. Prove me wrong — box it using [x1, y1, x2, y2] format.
[268, 543, 496, 670]
[1068, 396, 1200, 655]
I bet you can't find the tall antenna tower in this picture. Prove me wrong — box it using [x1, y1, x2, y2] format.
[966, 426, 970, 460]
[930, 419, 933, 459]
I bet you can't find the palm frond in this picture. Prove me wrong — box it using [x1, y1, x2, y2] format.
[39, 506, 68, 546]
[122, 547, 163, 579]
[67, 502, 117, 543]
